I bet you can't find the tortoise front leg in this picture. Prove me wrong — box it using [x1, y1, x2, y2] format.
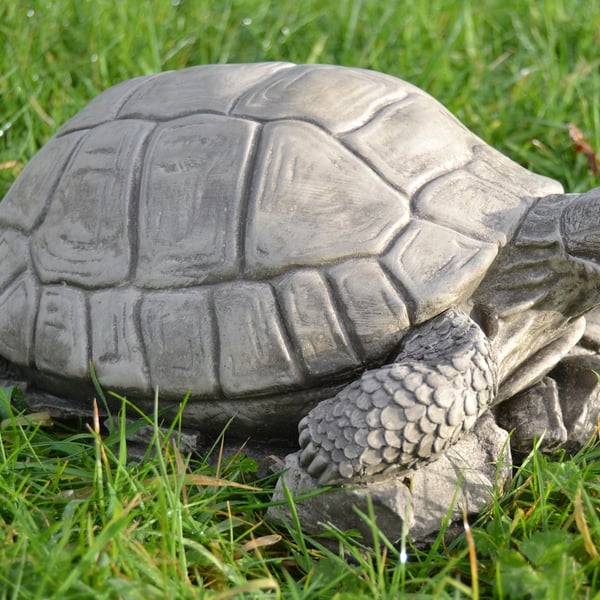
[298, 309, 498, 484]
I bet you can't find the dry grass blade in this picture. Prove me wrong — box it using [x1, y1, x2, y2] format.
[0, 160, 22, 171]
[239, 534, 282, 553]
[144, 473, 261, 491]
[0, 411, 53, 430]
[462, 506, 479, 600]
[211, 578, 280, 600]
[29, 96, 55, 127]
[574, 486, 599, 559]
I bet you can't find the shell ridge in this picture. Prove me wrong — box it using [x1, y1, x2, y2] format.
[228, 62, 297, 116]
[238, 123, 264, 278]
[26, 278, 42, 367]
[129, 122, 160, 283]
[271, 280, 312, 383]
[323, 269, 372, 364]
[337, 93, 421, 138]
[205, 287, 223, 399]
[408, 196, 490, 246]
[56, 122, 110, 137]
[118, 109, 229, 123]
[130, 290, 150, 391]
[375, 259, 416, 327]
[336, 130, 411, 197]
[266, 280, 309, 386]
[379, 221, 414, 258]
[229, 63, 310, 117]
[56, 74, 162, 137]
[83, 290, 93, 368]
[115, 72, 175, 119]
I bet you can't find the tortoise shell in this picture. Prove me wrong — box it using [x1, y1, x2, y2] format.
[0, 63, 562, 434]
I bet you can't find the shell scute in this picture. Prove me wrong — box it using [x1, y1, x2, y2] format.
[90, 289, 150, 393]
[213, 282, 302, 397]
[0, 230, 28, 289]
[244, 120, 408, 278]
[57, 76, 153, 135]
[119, 62, 294, 120]
[32, 120, 154, 287]
[328, 259, 410, 358]
[276, 269, 359, 377]
[341, 95, 476, 195]
[414, 146, 564, 246]
[232, 63, 411, 134]
[140, 289, 219, 397]
[0, 275, 38, 365]
[0, 132, 85, 231]
[136, 114, 258, 287]
[35, 285, 87, 378]
[383, 220, 498, 323]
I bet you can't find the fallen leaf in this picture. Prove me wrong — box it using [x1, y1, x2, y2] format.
[568, 123, 598, 175]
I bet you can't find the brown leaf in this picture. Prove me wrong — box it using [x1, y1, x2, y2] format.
[568, 123, 598, 175]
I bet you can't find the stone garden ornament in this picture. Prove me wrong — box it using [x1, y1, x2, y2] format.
[2, 63, 600, 542]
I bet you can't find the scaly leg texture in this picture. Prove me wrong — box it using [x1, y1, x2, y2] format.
[298, 308, 498, 484]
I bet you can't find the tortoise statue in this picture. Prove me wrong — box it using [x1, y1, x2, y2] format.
[2, 64, 599, 504]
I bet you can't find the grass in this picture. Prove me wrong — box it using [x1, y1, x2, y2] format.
[1, 0, 599, 195]
[1, 388, 600, 598]
[1, 0, 600, 597]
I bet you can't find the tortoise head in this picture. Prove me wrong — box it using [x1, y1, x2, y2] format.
[473, 186, 600, 324]
[472, 187, 600, 390]
[562, 187, 600, 261]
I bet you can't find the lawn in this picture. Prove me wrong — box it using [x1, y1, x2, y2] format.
[1, 0, 600, 597]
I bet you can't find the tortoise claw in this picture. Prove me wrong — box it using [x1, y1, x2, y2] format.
[300, 445, 341, 484]
[315, 464, 341, 485]
[298, 423, 312, 449]
[299, 441, 321, 471]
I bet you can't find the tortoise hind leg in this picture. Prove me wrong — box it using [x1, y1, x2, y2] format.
[298, 308, 498, 484]
[494, 316, 592, 454]
[495, 377, 567, 454]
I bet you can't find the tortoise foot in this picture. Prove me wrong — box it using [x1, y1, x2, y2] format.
[298, 309, 498, 484]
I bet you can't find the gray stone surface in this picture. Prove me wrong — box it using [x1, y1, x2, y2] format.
[496, 377, 568, 453]
[2, 62, 600, 542]
[269, 412, 511, 543]
[552, 354, 600, 452]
